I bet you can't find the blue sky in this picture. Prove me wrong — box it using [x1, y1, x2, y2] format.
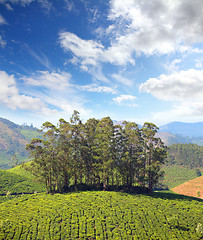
[0, 0, 203, 128]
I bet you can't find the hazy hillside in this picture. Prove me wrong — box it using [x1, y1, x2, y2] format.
[0, 117, 42, 169]
[159, 121, 203, 137]
[156, 131, 192, 146]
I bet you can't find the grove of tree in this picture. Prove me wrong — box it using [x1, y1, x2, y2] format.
[26, 111, 167, 194]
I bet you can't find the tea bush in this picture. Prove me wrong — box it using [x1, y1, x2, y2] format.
[0, 191, 202, 239]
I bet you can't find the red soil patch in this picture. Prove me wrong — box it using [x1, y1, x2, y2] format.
[172, 176, 203, 199]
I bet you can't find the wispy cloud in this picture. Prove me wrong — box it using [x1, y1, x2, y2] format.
[112, 73, 133, 86]
[22, 70, 71, 91]
[113, 94, 137, 107]
[0, 15, 7, 25]
[78, 84, 117, 94]
[0, 35, 6, 47]
[24, 44, 53, 70]
[59, 31, 104, 70]
[0, 0, 34, 6]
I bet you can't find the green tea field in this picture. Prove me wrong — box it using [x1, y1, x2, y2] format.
[161, 165, 202, 189]
[0, 191, 202, 240]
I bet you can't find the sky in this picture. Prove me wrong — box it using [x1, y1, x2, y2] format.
[0, 0, 203, 128]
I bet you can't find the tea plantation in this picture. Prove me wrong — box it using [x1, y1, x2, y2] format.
[0, 167, 46, 196]
[0, 191, 202, 240]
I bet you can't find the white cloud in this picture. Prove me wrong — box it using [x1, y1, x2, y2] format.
[108, 0, 203, 57]
[195, 59, 202, 68]
[0, 0, 52, 10]
[23, 70, 71, 91]
[37, 0, 52, 12]
[59, 0, 203, 70]
[112, 73, 133, 86]
[0, 71, 48, 112]
[5, 3, 13, 10]
[165, 58, 182, 73]
[140, 68, 203, 122]
[0, 35, 6, 47]
[139, 69, 203, 101]
[0, 15, 7, 24]
[151, 101, 203, 125]
[59, 32, 104, 69]
[113, 94, 137, 107]
[21, 70, 92, 120]
[23, 44, 52, 70]
[79, 84, 117, 94]
[0, 0, 34, 6]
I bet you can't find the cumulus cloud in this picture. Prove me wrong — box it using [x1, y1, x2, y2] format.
[59, 0, 203, 69]
[108, 0, 203, 56]
[140, 68, 203, 121]
[113, 94, 137, 107]
[139, 69, 203, 101]
[0, 71, 49, 112]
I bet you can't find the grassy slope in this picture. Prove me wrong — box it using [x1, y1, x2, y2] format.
[161, 165, 201, 189]
[0, 164, 46, 196]
[0, 191, 202, 240]
[7, 163, 34, 179]
[172, 176, 203, 199]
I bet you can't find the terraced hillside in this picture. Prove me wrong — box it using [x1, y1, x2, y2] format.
[161, 165, 202, 189]
[0, 165, 46, 196]
[0, 191, 202, 240]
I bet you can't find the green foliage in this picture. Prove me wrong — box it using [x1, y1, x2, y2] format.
[26, 111, 167, 194]
[7, 163, 34, 179]
[166, 143, 203, 169]
[196, 223, 203, 236]
[0, 191, 202, 239]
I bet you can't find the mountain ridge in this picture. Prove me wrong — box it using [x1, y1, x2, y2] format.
[0, 117, 42, 169]
[159, 121, 203, 137]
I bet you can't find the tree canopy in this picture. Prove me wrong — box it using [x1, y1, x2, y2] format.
[26, 111, 167, 194]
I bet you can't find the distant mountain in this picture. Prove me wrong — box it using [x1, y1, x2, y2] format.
[155, 131, 192, 146]
[0, 117, 42, 169]
[159, 121, 203, 138]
